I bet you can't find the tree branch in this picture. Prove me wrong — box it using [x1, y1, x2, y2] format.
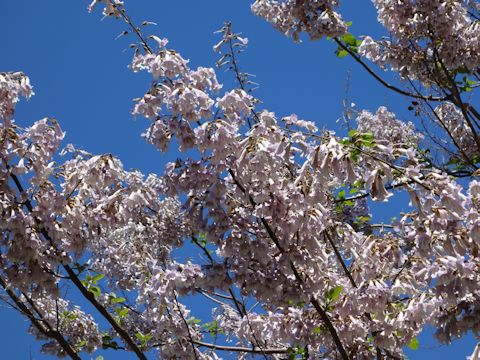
[63, 265, 147, 360]
[0, 276, 81, 360]
[8, 172, 147, 360]
[228, 168, 350, 360]
[193, 339, 288, 354]
[333, 38, 446, 102]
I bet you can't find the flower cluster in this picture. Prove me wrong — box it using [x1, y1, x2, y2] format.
[28, 294, 101, 357]
[251, 0, 348, 41]
[358, 0, 480, 83]
[87, 0, 123, 18]
[434, 102, 479, 160]
[0, 72, 32, 119]
[356, 106, 423, 145]
[131, 44, 222, 152]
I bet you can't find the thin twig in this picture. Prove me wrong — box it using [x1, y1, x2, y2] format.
[0, 277, 81, 360]
[333, 38, 446, 102]
[193, 339, 288, 354]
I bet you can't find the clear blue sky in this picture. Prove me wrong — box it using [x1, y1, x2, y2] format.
[0, 1, 476, 359]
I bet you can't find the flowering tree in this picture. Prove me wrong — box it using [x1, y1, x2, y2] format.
[1, 0, 480, 359]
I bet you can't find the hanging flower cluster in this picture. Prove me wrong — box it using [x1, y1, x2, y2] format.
[355, 0, 480, 85]
[251, 0, 348, 41]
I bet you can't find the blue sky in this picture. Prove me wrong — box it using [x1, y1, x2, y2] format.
[0, 1, 476, 359]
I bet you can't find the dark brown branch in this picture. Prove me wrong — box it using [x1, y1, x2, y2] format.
[191, 235, 246, 316]
[195, 289, 228, 306]
[191, 234, 268, 357]
[173, 293, 199, 360]
[333, 38, 446, 102]
[336, 168, 474, 204]
[228, 168, 350, 360]
[222, 22, 259, 127]
[467, 10, 480, 21]
[63, 265, 147, 360]
[225, 23, 247, 93]
[109, 1, 153, 54]
[8, 172, 147, 360]
[467, 103, 480, 123]
[0, 277, 81, 360]
[193, 339, 288, 354]
[429, 33, 480, 151]
[309, 297, 350, 360]
[324, 230, 390, 359]
[408, 77, 478, 169]
[324, 230, 356, 288]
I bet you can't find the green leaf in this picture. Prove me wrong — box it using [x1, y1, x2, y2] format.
[312, 326, 322, 335]
[203, 321, 217, 329]
[345, 21, 353, 27]
[135, 332, 153, 346]
[339, 137, 352, 145]
[342, 33, 357, 47]
[60, 310, 77, 321]
[188, 317, 201, 324]
[326, 285, 343, 303]
[335, 203, 343, 213]
[343, 200, 354, 206]
[356, 215, 371, 223]
[294, 301, 306, 308]
[203, 321, 222, 336]
[296, 348, 305, 356]
[361, 140, 374, 148]
[348, 129, 358, 138]
[102, 340, 119, 350]
[336, 49, 348, 58]
[407, 337, 419, 350]
[115, 307, 129, 318]
[286, 347, 304, 360]
[361, 132, 374, 142]
[111, 296, 126, 304]
[92, 273, 105, 284]
[89, 285, 101, 297]
[353, 179, 363, 188]
[75, 340, 86, 350]
[96, 356, 105, 360]
[349, 148, 360, 162]
[472, 154, 480, 164]
[101, 334, 120, 350]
